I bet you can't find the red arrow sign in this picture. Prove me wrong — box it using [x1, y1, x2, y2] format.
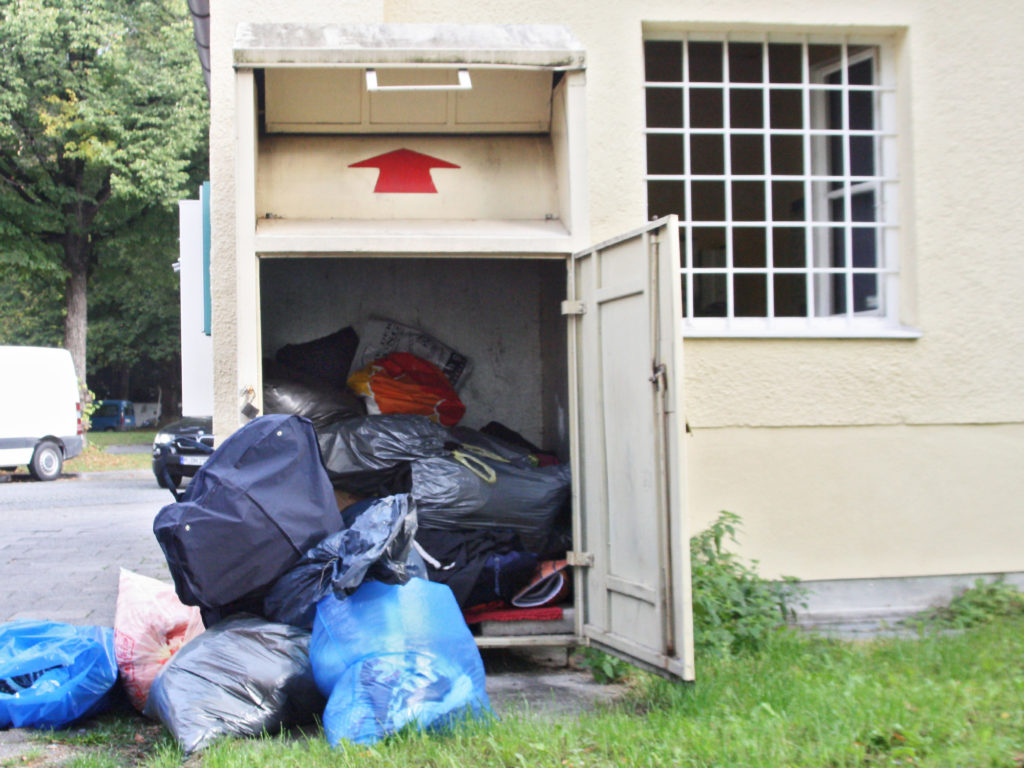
[349, 148, 460, 193]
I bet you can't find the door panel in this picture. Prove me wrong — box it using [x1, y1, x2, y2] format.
[571, 215, 693, 680]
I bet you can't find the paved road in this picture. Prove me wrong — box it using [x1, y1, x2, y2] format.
[0, 470, 173, 626]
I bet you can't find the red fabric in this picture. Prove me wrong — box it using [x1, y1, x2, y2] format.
[462, 605, 564, 624]
[348, 351, 465, 426]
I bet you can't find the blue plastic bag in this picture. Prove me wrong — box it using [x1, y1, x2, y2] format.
[311, 579, 490, 746]
[0, 620, 118, 729]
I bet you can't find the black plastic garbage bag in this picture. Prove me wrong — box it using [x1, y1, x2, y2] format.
[411, 456, 571, 551]
[263, 495, 419, 629]
[275, 325, 359, 391]
[263, 375, 364, 429]
[153, 414, 342, 610]
[144, 615, 324, 754]
[317, 415, 450, 496]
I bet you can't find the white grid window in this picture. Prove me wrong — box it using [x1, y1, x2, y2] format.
[645, 33, 905, 336]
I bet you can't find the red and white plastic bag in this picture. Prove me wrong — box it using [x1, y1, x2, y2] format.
[114, 569, 204, 711]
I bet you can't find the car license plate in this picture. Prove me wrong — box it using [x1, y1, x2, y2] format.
[181, 455, 208, 466]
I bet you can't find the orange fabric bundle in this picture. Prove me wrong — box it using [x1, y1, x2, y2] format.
[347, 351, 466, 427]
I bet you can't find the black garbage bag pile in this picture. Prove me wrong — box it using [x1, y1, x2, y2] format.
[270, 322, 573, 612]
[138, 321, 570, 751]
[146, 413, 434, 751]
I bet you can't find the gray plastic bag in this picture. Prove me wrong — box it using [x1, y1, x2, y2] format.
[144, 616, 323, 753]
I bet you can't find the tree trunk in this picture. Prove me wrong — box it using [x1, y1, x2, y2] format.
[63, 237, 90, 397]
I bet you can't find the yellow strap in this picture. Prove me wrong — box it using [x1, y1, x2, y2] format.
[451, 449, 497, 484]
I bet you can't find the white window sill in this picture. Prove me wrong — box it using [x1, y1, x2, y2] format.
[682, 319, 922, 339]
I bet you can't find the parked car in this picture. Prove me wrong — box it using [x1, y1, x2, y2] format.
[152, 416, 214, 489]
[91, 400, 136, 431]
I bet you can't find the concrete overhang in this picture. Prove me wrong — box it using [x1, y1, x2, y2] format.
[233, 23, 586, 70]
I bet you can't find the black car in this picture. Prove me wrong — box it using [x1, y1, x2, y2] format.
[152, 417, 214, 489]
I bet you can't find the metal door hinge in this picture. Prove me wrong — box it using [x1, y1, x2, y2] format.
[561, 300, 585, 316]
[566, 551, 594, 567]
[649, 362, 667, 391]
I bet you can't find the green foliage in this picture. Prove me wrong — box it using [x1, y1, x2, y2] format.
[911, 577, 1024, 630]
[0, 0, 208, 386]
[576, 648, 633, 684]
[690, 511, 805, 656]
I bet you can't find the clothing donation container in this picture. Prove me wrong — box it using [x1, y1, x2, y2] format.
[231, 23, 693, 680]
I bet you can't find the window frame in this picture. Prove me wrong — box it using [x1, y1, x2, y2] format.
[643, 30, 917, 338]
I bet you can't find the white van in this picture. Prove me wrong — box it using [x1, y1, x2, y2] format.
[0, 346, 84, 480]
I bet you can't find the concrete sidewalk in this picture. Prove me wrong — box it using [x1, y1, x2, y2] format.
[0, 471, 171, 626]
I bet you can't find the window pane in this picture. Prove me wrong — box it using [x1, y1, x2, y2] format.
[808, 44, 841, 69]
[848, 57, 874, 86]
[850, 135, 875, 177]
[644, 41, 682, 81]
[733, 227, 766, 267]
[734, 274, 767, 316]
[773, 226, 806, 267]
[729, 89, 763, 128]
[849, 90, 874, 130]
[728, 42, 762, 83]
[771, 135, 803, 175]
[692, 226, 727, 260]
[691, 181, 725, 221]
[691, 134, 724, 175]
[647, 133, 685, 175]
[732, 181, 765, 221]
[772, 181, 804, 221]
[774, 274, 807, 316]
[694, 273, 727, 316]
[690, 89, 723, 128]
[769, 89, 802, 129]
[646, 87, 683, 128]
[688, 41, 723, 82]
[768, 43, 802, 83]
[647, 180, 686, 219]
[854, 273, 880, 312]
[730, 134, 763, 175]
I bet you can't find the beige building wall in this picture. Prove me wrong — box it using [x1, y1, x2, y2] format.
[208, 0, 1024, 580]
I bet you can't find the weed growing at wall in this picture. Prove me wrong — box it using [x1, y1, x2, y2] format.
[690, 511, 806, 656]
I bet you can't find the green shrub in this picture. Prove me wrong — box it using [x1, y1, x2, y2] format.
[690, 511, 805, 656]
[912, 577, 1024, 629]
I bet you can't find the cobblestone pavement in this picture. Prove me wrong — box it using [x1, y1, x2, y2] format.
[0, 470, 172, 626]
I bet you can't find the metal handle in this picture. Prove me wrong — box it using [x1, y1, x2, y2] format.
[365, 68, 472, 92]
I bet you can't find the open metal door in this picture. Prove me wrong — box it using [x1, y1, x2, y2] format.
[568, 215, 694, 680]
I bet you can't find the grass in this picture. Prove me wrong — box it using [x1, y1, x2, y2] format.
[62, 431, 157, 473]
[34, 617, 1024, 767]
[85, 431, 157, 448]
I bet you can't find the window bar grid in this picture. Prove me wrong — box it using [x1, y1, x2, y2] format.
[879, 53, 900, 323]
[843, 41, 858, 321]
[761, 36, 775, 323]
[722, 38, 735, 322]
[682, 36, 695, 320]
[801, 37, 816, 319]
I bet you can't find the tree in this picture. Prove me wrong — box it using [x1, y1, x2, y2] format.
[0, 0, 207, 389]
[87, 204, 184, 412]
